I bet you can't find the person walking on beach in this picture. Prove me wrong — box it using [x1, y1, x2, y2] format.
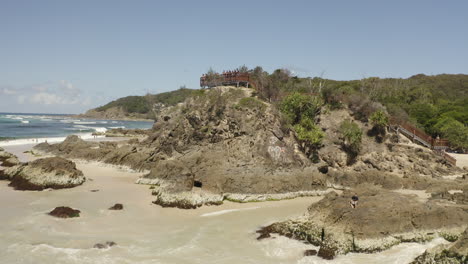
[350, 193, 359, 208]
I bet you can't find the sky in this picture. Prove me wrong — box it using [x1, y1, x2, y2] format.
[1, 0, 467, 114]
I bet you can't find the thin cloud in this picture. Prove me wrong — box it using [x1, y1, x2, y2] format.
[1, 81, 91, 107]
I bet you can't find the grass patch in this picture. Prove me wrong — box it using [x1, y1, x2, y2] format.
[236, 97, 266, 111]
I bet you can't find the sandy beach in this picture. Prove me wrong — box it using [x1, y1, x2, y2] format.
[0, 141, 454, 264]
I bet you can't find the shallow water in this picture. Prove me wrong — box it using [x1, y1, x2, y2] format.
[0, 154, 448, 264]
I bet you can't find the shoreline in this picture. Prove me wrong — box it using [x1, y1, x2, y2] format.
[1, 140, 465, 263]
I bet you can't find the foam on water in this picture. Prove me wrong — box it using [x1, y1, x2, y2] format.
[73, 121, 97, 125]
[296, 237, 449, 264]
[0, 133, 103, 147]
[200, 207, 260, 217]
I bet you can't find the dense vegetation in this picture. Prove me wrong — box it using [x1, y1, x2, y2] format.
[93, 67, 467, 151]
[95, 88, 203, 117]
[246, 67, 467, 151]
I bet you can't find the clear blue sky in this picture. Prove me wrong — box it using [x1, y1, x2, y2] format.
[1, 0, 467, 114]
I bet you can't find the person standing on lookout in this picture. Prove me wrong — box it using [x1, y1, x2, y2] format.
[350, 193, 359, 208]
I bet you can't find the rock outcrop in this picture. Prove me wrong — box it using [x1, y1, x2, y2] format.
[258, 186, 468, 259]
[411, 228, 468, 264]
[4, 157, 85, 190]
[35, 87, 328, 207]
[0, 148, 20, 167]
[104, 128, 150, 138]
[48, 206, 81, 218]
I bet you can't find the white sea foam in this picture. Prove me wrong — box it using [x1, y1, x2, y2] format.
[60, 119, 81, 123]
[73, 125, 107, 133]
[297, 237, 449, 264]
[73, 121, 97, 125]
[20, 120, 30, 124]
[109, 126, 125, 129]
[200, 207, 259, 217]
[0, 133, 104, 147]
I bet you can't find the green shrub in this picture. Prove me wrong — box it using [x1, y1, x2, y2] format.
[294, 118, 324, 147]
[280, 92, 322, 125]
[370, 110, 389, 129]
[339, 120, 362, 154]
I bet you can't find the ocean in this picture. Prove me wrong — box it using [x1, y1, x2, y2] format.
[0, 112, 153, 146]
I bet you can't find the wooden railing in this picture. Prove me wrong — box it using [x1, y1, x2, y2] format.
[389, 118, 456, 166]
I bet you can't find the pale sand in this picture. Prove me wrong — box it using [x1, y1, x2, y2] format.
[447, 153, 468, 169]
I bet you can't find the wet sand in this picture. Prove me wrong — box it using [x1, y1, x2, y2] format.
[0, 145, 450, 264]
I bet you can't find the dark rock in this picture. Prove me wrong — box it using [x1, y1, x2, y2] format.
[0, 169, 7, 180]
[152, 199, 199, 210]
[256, 224, 285, 240]
[109, 203, 123, 210]
[90, 189, 99, 192]
[318, 165, 328, 174]
[304, 249, 317, 256]
[93, 241, 117, 249]
[317, 246, 336, 260]
[48, 206, 80, 218]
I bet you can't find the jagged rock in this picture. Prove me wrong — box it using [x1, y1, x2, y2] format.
[104, 128, 149, 138]
[5, 157, 85, 191]
[48, 206, 80, 218]
[411, 228, 468, 264]
[304, 249, 317, 256]
[0, 150, 20, 167]
[93, 241, 116, 249]
[108, 203, 123, 210]
[317, 246, 336, 260]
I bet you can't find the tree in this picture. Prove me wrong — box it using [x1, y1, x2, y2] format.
[339, 120, 362, 156]
[238, 65, 249, 73]
[280, 92, 322, 124]
[370, 110, 389, 131]
[436, 118, 468, 151]
[294, 117, 324, 148]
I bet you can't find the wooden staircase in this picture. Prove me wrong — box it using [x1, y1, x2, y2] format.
[389, 119, 457, 166]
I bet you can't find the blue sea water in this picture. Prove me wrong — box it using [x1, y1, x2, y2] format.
[0, 112, 153, 143]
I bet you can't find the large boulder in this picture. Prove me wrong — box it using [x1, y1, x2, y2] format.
[5, 157, 85, 190]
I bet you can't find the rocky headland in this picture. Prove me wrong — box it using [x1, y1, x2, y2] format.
[31, 86, 468, 260]
[35, 87, 465, 206]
